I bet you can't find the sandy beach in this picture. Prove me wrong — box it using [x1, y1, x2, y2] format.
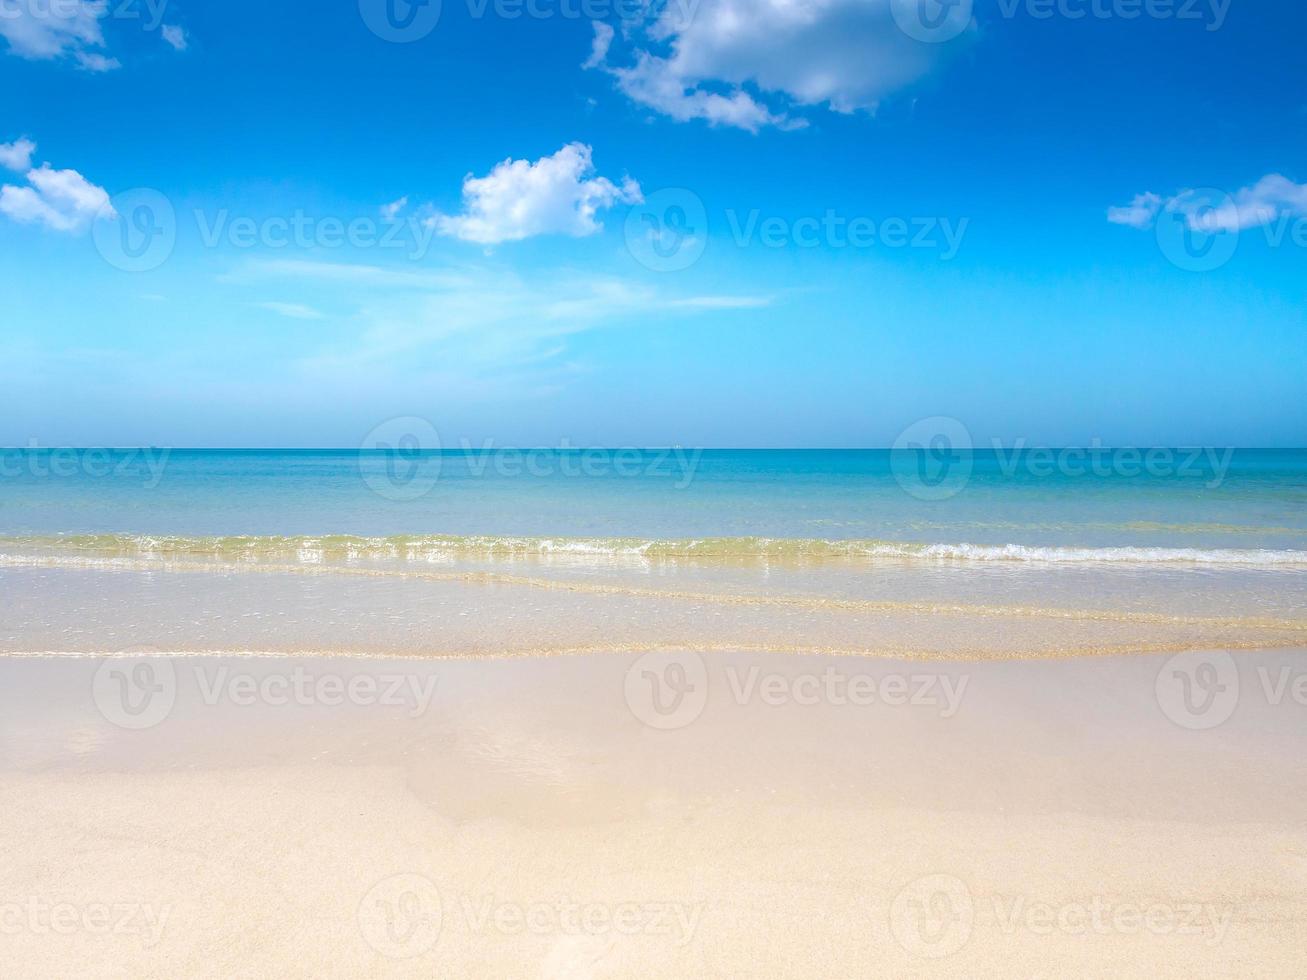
[3, 648, 1305, 977]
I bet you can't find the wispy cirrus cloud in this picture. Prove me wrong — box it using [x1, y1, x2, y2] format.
[253, 301, 326, 320]
[233, 257, 770, 382]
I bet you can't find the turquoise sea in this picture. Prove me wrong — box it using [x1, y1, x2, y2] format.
[5, 448, 1307, 657]
[2, 447, 1306, 561]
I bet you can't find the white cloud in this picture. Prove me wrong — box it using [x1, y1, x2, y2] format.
[75, 50, 119, 71]
[582, 20, 613, 69]
[586, 0, 965, 131]
[433, 143, 641, 245]
[255, 302, 326, 320]
[0, 0, 119, 69]
[0, 162, 114, 233]
[380, 196, 408, 221]
[1109, 175, 1307, 233]
[1106, 192, 1162, 229]
[0, 138, 36, 171]
[161, 24, 187, 51]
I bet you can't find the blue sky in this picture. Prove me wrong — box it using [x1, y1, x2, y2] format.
[1, 0, 1304, 447]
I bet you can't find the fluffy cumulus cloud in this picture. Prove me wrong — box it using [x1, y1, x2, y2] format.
[0, 0, 120, 70]
[0, 140, 114, 233]
[585, 0, 966, 131]
[0, 137, 36, 171]
[434, 143, 641, 245]
[1109, 175, 1307, 233]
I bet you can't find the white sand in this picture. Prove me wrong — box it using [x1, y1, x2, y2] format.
[2, 650, 1306, 976]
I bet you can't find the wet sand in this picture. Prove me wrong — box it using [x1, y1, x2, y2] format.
[2, 649, 1306, 977]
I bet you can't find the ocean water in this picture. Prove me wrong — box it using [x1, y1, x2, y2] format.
[3, 449, 1306, 656]
[2, 447, 1307, 556]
